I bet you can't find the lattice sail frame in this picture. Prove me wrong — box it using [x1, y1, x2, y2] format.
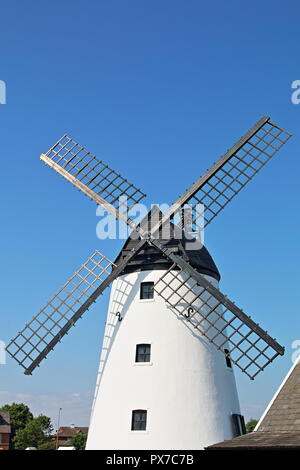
[40, 135, 146, 225]
[6, 251, 115, 374]
[154, 263, 284, 380]
[7, 116, 291, 377]
[159, 117, 292, 232]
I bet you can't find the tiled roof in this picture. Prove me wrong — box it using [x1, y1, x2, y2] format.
[0, 411, 11, 434]
[207, 358, 300, 449]
[257, 358, 300, 432]
[57, 426, 88, 438]
[206, 431, 300, 449]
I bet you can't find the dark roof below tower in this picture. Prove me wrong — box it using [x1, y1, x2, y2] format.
[206, 357, 300, 450]
[257, 357, 300, 433]
[206, 431, 300, 450]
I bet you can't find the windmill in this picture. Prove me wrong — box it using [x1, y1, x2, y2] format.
[7, 116, 291, 449]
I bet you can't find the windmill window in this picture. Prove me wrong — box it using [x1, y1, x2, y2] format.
[232, 414, 246, 436]
[131, 410, 147, 431]
[224, 349, 232, 368]
[140, 282, 154, 299]
[135, 344, 151, 363]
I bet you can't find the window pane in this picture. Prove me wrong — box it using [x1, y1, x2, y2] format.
[232, 414, 246, 436]
[224, 348, 232, 368]
[132, 410, 147, 431]
[140, 282, 154, 299]
[136, 344, 151, 362]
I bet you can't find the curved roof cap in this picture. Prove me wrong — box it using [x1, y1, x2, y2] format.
[114, 237, 220, 281]
[114, 206, 220, 281]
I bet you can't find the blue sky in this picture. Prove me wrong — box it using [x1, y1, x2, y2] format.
[0, 0, 299, 428]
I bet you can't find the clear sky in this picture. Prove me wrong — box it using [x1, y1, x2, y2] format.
[0, 0, 299, 428]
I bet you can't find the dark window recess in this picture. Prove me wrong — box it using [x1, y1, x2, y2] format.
[224, 349, 232, 368]
[232, 414, 246, 437]
[131, 410, 147, 431]
[135, 344, 151, 363]
[140, 282, 154, 299]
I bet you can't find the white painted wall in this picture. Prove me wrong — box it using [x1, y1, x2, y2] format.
[87, 269, 241, 450]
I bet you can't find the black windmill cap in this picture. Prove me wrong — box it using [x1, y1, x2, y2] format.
[114, 206, 220, 281]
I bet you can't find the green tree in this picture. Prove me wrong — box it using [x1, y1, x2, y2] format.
[0, 403, 33, 449]
[246, 418, 258, 433]
[14, 414, 53, 450]
[37, 440, 57, 450]
[71, 432, 87, 450]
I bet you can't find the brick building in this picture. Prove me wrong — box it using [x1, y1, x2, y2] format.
[0, 411, 11, 451]
[55, 426, 88, 447]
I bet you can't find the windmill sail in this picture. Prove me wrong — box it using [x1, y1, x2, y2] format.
[40, 119, 291, 239]
[152, 241, 284, 380]
[155, 117, 291, 232]
[40, 135, 146, 230]
[6, 251, 115, 374]
[7, 241, 147, 375]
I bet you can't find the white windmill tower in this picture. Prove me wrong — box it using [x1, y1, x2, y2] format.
[87, 212, 242, 450]
[7, 116, 291, 450]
